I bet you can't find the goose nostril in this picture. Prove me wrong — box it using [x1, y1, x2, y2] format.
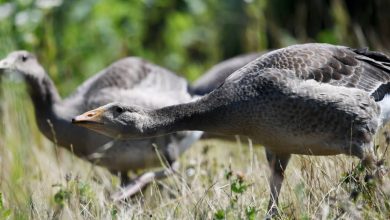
[87, 113, 94, 117]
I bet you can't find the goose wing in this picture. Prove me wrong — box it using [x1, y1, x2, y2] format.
[86, 85, 191, 111]
[191, 52, 264, 95]
[67, 57, 200, 160]
[67, 57, 191, 110]
[227, 43, 390, 100]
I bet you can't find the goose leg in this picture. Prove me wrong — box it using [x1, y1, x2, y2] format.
[119, 171, 131, 187]
[111, 162, 179, 201]
[265, 150, 291, 218]
[108, 170, 131, 187]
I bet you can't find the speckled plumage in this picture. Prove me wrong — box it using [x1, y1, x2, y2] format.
[133, 44, 390, 155]
[78, 43, 390, 214]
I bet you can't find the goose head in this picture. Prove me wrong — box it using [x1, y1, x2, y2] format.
[72, 103, 150, 139]
[0, 51, 45, 78]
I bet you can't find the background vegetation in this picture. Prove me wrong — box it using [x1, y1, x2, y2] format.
[0, 0, 389, 94]
[0, 0, 389, 219]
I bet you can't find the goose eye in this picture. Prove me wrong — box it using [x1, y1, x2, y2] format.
[115, 106, 124, 114]
[21, 55, 28, 62]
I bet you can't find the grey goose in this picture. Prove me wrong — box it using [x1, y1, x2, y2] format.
[0, 51, 203, 199]
[72, 43, 390, 214]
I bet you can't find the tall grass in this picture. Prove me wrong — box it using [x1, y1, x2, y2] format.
[1, 1, 390, 218]
[0, 79, 389, 219]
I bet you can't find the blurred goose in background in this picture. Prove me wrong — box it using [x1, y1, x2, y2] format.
[0, 51, 203, 199]
[190, 52, 265, 95]
[73, 43, 390, 215]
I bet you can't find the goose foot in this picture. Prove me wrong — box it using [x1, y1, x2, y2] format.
[111, 162, 179, 201]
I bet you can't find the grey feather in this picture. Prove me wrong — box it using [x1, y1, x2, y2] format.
[79, 43, 390, 213]
[190, 52, 264, 95]
[0, 52, 202, 192]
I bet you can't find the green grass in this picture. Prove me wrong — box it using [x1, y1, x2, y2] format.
[0, 78, 390, 219]
[1, 0, 390, 218]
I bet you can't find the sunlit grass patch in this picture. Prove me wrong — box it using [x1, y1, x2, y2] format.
[0, 78, 390, 219]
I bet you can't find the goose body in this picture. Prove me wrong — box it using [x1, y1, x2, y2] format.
[74, 43, 390, 214]
[0, 52, 202, 194]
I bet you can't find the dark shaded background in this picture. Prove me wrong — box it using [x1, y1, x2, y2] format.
[0, 0, 389, 95]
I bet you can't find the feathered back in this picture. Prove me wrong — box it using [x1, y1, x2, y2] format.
[67, 57, 191, 111]
[191, 53, 263, 95]
[227, 44, 390, 99]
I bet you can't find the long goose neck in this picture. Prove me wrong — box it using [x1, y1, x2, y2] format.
[25, 73, 61, 111]
[22, 72, 108, 156]
[24, 73, 64, 140]
[141, 88, 235, 136]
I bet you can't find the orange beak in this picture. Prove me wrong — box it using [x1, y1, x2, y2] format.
[72, 108, 105, 126]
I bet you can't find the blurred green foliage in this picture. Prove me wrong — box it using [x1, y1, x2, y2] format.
[0, 0, 389, 96]
[0, 1, 389, 219]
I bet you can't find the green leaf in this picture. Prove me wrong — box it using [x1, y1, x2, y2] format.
[214, 209, 225, 220]
[2, 209, 11, 218]
[111, 207, 118, 219]
[231, 180, 247, 194]
[54, 189, 70, 206]
[224, 170, 233, 180]
[0, 192, 3, 209]
[245, 206, 257, 220]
